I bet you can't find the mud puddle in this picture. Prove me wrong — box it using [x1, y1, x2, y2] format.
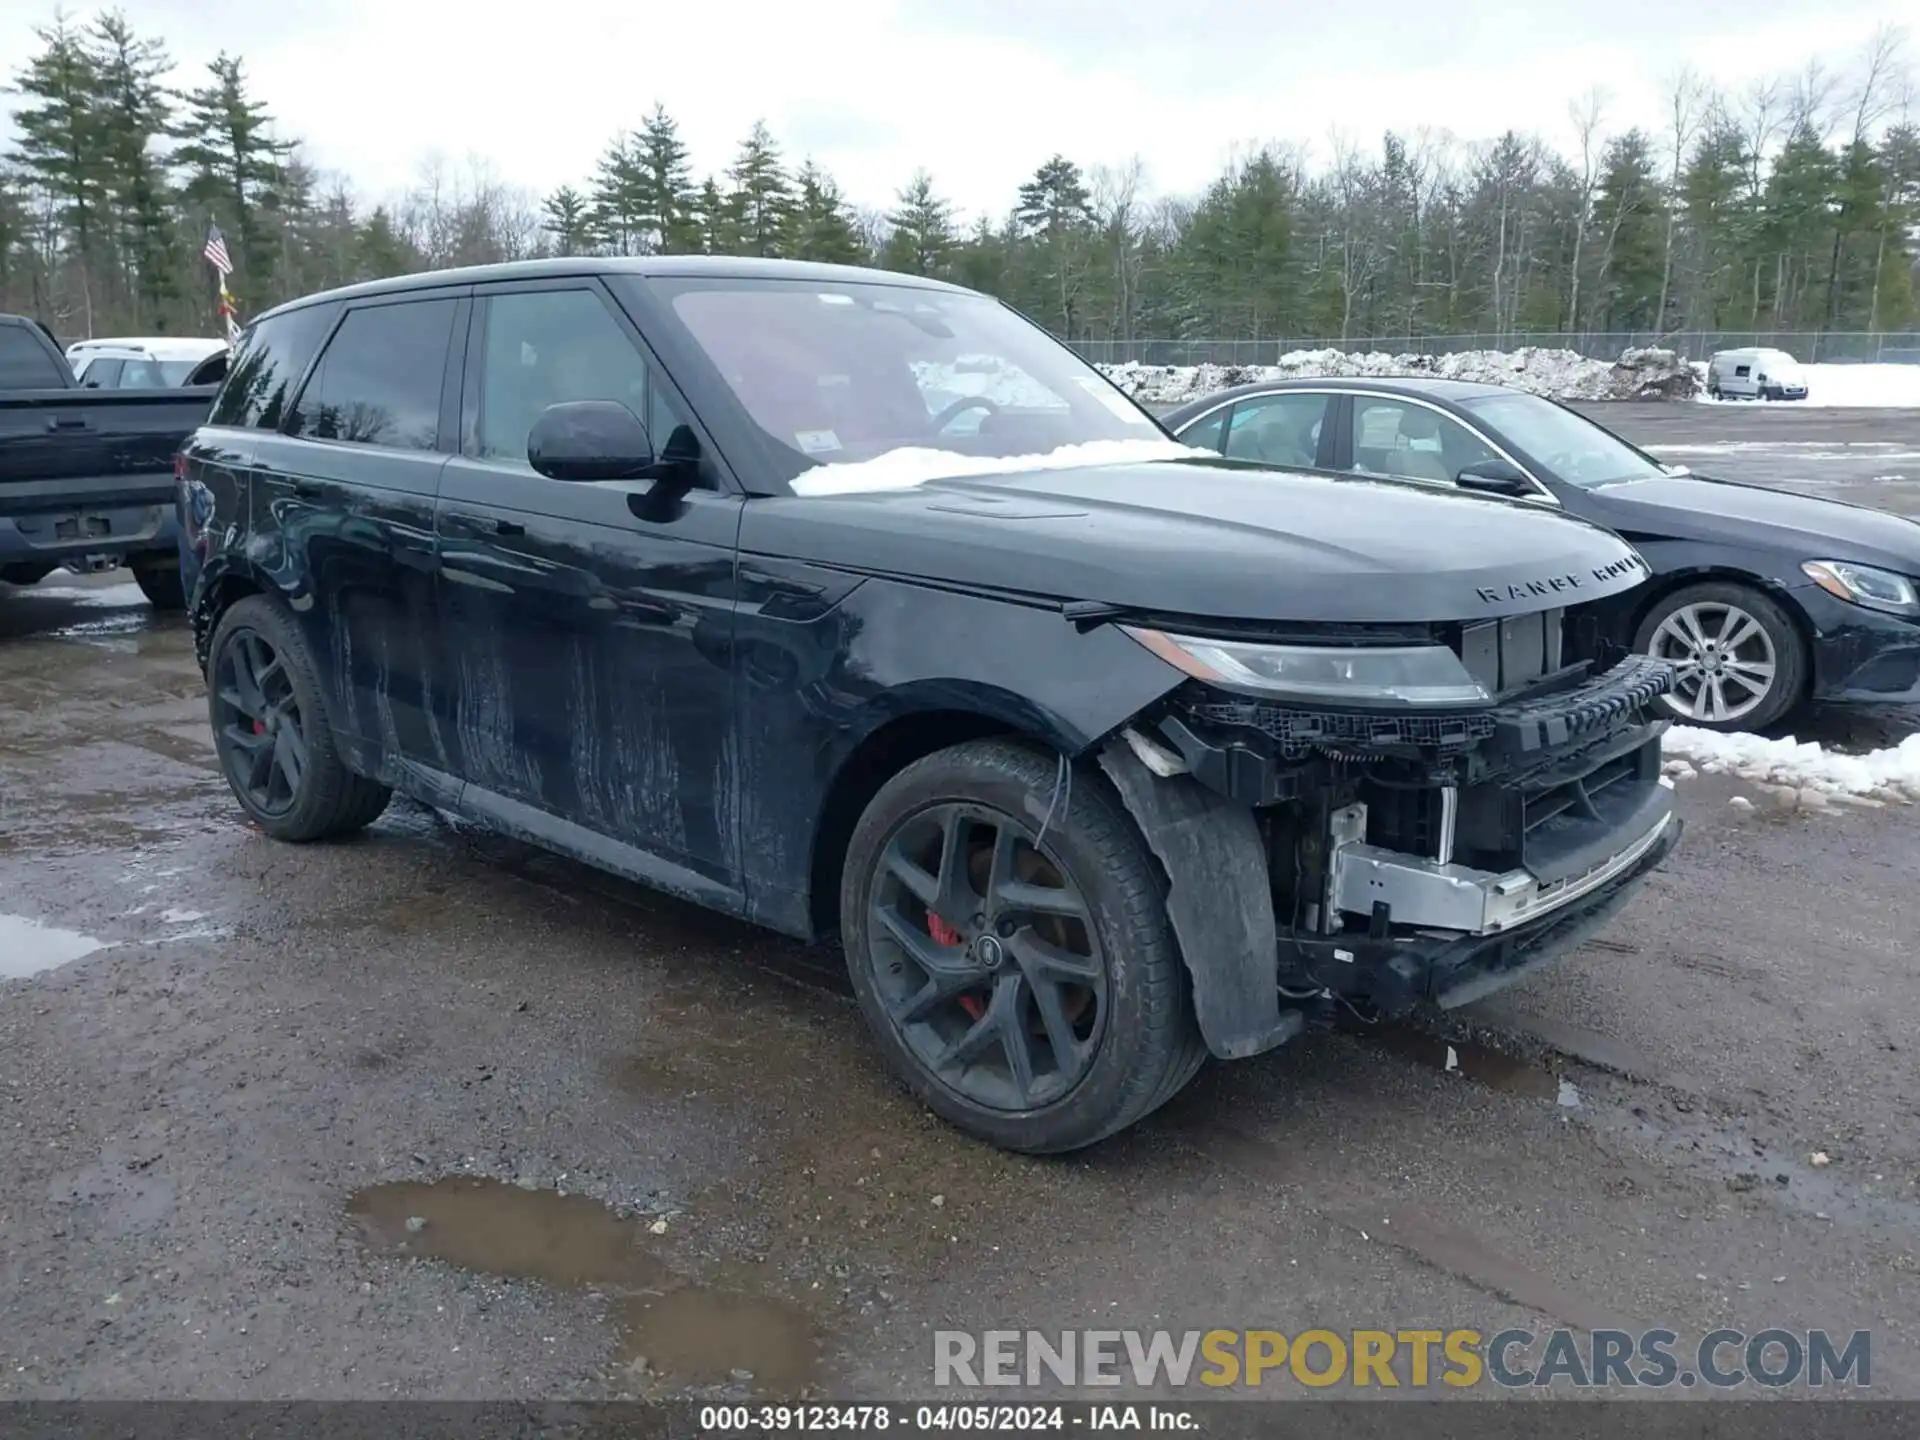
[0, 913, 109, 979]
[1367, 1023, 1563, 1100]
[347, 1176, 824, 1394]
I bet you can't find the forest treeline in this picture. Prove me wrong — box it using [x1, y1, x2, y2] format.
[4, 9, 1917, 346]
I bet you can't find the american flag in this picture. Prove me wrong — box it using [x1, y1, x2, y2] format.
[203, 222, 232, 274]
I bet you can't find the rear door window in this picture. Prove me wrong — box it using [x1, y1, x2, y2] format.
[79, 358, 125, 388]
[1179, 408, 1228, 452]
[287, 299, 456, 451]
[212, 303, 342, 429]
[1222, 393, 1329, 467]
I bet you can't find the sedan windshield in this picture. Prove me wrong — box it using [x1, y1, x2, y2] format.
[1460, 391, 1668, 489]
[638, 277, 1162, 482]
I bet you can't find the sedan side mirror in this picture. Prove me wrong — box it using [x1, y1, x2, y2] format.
[1454, 458, 1534, 497]
[528, 400, 656, 482]
[1661, 463, 1691, 478]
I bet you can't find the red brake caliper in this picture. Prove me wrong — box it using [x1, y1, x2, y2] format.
[926, 912, 986, 1020]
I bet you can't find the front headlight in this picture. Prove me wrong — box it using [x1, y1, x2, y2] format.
[1124, 627, 1492, 706]
[1802, 560, 1920, 615]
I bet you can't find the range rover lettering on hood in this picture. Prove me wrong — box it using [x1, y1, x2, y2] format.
[1475, 553, 1648, 605]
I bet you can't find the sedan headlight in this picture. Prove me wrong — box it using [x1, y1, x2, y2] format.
[1801, 560, 1920, 615]
[1124, 627, 1492, 706]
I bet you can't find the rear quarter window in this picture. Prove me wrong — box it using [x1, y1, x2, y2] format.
[211, 302, 342, 429]
[0, 325, 69, 389]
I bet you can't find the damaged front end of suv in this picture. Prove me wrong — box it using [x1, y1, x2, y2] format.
[1092, 593, 1682, 1061]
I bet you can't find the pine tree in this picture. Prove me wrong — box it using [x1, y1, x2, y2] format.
[172, 53, 293, 308]
[7, 17, 110, 331]
[542, 185, 594, 256]
[1589, 130, 1666, 331]
[87, 13, 178, 328]
[883, 170, 955, 275]
[726, 121, 793, 258]
[785, 160, 862, 263]
[1015, 154, 1094, 238]
[357, 205, 416, 279]
[691, 176, 733, 255]
[590, 133, 644, 254]
[1014, 155, 1097, 336]
[634, 105, 697, 253]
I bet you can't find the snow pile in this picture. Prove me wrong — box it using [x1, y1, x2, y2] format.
[1662, 725, 1920, 802]
[1694, 362, 1920, 408]
[789, 438, 1207, 496]
[1099, 346, 1697, 405]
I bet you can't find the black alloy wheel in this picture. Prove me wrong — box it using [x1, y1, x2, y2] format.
[840, 739, 1207, 1154]
[867, 801, 1107, 1113]
[214, 627, 308, 816]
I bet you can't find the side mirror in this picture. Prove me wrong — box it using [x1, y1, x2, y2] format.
[1454, 458, 1534, 497]
[528, 400, 656, 482]
[1661, 463, 1691, 478]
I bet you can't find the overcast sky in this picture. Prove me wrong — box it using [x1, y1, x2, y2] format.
[4, 0, 1913, 219]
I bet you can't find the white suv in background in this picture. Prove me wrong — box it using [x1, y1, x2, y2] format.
[66, 336, 228, 389]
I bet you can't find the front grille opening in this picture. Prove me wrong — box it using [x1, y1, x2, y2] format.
[1455, 608, 1566, 698]
[1523, 752, 1639, 839]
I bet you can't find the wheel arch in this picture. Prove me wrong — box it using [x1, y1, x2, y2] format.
[805, 698, 1053, 942]
[190, 557, 274, 672]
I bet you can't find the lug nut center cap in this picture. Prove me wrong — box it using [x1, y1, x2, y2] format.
[976, 935, 1006, 970]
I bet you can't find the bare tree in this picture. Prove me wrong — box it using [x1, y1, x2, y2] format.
[1655, 69, 1705, 334]
[1090, 156, 1147, 346]
[1566, 87, 1609, 331]
[1327, 130, 1384, 340]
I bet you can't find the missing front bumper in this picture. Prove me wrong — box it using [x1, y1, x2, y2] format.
[1328, 782, 1676, 936]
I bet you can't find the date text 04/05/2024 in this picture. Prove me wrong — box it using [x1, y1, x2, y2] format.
[697, 1403, 1194, 1432]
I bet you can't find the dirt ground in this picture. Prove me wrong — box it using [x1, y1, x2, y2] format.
[1, 404, 1916, 1403]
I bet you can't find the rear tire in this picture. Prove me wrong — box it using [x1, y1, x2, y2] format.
[207, 595, 392, 841]
[133, 558, 187, 611]
[839, 738, 1206, 1154]
[1635, 581, 1806, 732]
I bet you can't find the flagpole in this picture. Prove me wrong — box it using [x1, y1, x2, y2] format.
[204, 219, 242, 344]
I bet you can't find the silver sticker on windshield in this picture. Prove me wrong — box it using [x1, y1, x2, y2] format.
[795, 429, 843, 454]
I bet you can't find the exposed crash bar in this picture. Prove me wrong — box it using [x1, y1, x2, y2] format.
[1329, 791, 1677, 937]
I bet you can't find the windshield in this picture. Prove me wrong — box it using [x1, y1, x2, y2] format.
[636, 277, 1161, 483]
[1459, 392, 1667, 489]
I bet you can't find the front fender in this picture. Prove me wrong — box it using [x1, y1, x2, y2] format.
[732, 570, 1190, 936]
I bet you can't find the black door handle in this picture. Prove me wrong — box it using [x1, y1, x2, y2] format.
[48, 415, 90, 431]
[492, 518, 525, 536]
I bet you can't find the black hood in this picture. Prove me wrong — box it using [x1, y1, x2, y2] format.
[1581, 473, 1920, 575]
[740, 458, 1651, 624]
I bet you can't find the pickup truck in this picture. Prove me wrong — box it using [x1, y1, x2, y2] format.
[0, 313, 217, 607]
[181, 257, 1684, 1153]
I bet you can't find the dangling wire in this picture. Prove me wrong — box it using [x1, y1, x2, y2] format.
[1035, 750, 1072, 852]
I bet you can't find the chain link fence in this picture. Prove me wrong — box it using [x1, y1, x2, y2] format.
[1070, 332, 1920, 367]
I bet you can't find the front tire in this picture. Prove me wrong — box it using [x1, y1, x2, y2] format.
[206, 595, 392, 841]
[1635, 581, 1806, 731]
[840, 739, 1206, 1154]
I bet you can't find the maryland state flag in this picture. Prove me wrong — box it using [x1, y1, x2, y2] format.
[204, 222, 242, 344]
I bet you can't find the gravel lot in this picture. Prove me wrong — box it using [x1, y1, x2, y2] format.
[2, 404, 1917, 1403]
